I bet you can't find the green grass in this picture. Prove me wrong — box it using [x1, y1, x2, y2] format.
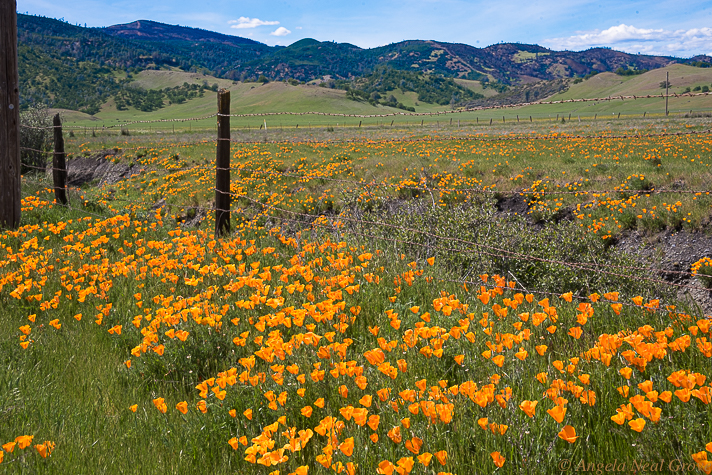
[53, 65, 712, 133]
[4, 114, 712, 474]
[2, 186, 711, 473]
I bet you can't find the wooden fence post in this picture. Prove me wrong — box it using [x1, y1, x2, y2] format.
[215, 89, 231, 237]
[0, 0, 20, 228]
[52, 114, 67, 205]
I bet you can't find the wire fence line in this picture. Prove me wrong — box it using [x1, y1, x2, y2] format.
[19, 177, 687, 314]
[18, 170, 712, 321]
[16, 90, 712, 131]
[20, 170, 704, 284]
[212, 187, 707, 284]
[13, 92, 712, 310]
[22, 143, 712, 201]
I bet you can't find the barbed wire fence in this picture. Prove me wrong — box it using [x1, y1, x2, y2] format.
[13, 89, 712, 315]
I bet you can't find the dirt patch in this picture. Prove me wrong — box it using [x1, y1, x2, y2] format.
[495, 194, 528, 215]
[65, 149, 142, 187]
[614, 230, 712, 315]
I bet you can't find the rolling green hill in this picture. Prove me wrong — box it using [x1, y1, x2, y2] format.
[17, 13, 712, 120]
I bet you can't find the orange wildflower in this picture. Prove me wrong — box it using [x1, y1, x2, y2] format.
[629, 418, 646, 432]
[491, 451, 506, 468]
[519, 400, 538, 418]
[558, 425, 578, 443]
[547, 405, 566, 423]
[339, 437, 354, 457]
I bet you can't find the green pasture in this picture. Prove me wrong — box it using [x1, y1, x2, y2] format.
[52, 65, 712, 134]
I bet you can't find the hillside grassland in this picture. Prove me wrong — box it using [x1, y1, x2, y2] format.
[54, 65, 712, 134]
[3, 109, 712, 474]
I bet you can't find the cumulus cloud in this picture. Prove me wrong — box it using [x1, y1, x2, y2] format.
[270, 27, 291, 37]
[543, 24, 712, 57]
[229, 17, 279, 29]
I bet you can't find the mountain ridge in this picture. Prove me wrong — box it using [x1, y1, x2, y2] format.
[16, 13, 708, 113]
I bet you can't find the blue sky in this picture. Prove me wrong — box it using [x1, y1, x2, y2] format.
[16, 0, 712, 57]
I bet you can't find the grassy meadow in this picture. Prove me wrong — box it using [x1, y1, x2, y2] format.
[3, 86, 712, 474]
[54, 64, 712, 133]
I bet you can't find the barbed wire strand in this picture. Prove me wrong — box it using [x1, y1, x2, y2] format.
[17, 90, 712, 130]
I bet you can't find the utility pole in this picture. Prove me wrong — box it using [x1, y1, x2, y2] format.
[0, 0, 20, 228]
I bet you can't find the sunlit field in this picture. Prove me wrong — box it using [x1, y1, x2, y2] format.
[2, 116, 712, 474]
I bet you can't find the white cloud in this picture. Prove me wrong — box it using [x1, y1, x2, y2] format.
[228, 17, 279, 29]
[544, 24, 712, 57]
[270, 26, 291, 37]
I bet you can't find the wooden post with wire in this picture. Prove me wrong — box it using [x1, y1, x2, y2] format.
[52, 114, 67, 205]
[0, 0, 20, 229]
[665, 71, 669, 117]
[215, 89, 231, 237]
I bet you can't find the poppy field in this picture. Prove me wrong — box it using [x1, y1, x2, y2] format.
[2, 119, 712, 474]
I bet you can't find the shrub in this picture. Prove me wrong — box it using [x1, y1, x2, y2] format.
[349, 200, 667, 298]
[19, 104, 53, 174]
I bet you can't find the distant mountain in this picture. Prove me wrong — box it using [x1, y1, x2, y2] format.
[104, 20, 264, 47]
[97, 20, 679, 84]
[15, 13, 701, 113]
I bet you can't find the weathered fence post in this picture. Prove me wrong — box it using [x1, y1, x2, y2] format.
[215, 89, 231, 237]
[665, 71, 669, 116]
[52, 114, 68, 205]
[0, 0, 20, 228]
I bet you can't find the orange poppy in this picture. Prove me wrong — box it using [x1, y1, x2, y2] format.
[547, 405, 566, 423]
[629, 418, 646, 432]
[15, 435, 33, 450]
[377, 460, 394, 475]
[405, 437, 423, 454]
[339, 437, 354, 457]
[519, 400, 538, 418]
[491, 451, 506, 468]
[558, 425, 578, 443]
[367, 414, 380, 431]
[417, 452, 433, 466]
[611, 412, 626, 425]
[228, 437, 240, 450]
[387, 426, 402, 444]
[477, 417, 489, 430]
[434, 450, 448, 466]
